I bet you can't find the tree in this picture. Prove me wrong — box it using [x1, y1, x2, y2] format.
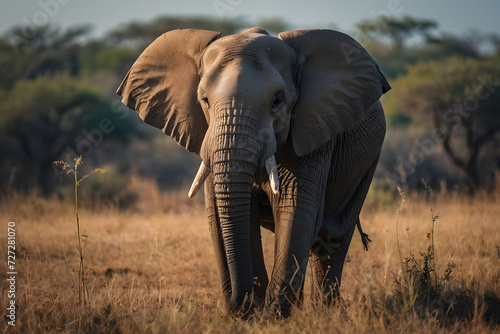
[0, 76, 136, 195]
[356, 16, 477, 79]
[357, 16, 437, 52]
[385, 57, 500, 191]
[107, 16, 245, 49]
[0, 25, 93, 91]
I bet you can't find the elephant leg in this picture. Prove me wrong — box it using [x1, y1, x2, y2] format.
[310, 223, 357, 303]
[263, 143, 332, 319]
[310, 157, 379, 303]
[204, 174, 232, 310]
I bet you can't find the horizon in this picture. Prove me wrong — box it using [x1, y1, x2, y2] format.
[1, 1, 500, 40]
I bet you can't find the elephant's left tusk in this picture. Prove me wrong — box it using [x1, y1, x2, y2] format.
[188, 161, 210, 198]
[265, 155, 280, 195]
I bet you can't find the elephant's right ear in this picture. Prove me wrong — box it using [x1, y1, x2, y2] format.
[117, 29, 221, 154]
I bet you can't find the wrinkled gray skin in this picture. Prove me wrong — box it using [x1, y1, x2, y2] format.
[117, 27, 390, 319]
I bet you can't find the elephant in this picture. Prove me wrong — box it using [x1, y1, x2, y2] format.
[117, 27, 390, 319]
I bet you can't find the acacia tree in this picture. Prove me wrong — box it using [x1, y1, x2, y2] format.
[387, 57, 500, 191]
[357, 16, 437, 52]
[356, 16, 488, 79]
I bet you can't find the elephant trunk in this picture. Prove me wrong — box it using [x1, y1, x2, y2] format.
[213, 159, 255, 310]
[210, 105, 263, 311]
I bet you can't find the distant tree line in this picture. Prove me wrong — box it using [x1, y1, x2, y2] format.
[1, 15, 499, 204]
[359, 16, 500, 194]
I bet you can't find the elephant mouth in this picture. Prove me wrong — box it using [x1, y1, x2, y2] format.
[187, 154, 280, 198]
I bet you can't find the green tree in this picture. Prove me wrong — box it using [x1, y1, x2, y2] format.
[385, 57, 500, 191]
[357, 16, 487, 79]
[0, 25, 96, 93]
[357, 16, 437, 52]
[0, 76, 136, 195]
[107, 16, 245, 49]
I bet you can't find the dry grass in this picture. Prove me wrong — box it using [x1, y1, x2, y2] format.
[1, 187, 499, 333]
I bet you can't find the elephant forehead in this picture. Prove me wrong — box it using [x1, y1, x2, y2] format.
[203, 33, 291, 69]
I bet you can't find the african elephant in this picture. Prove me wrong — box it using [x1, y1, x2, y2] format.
[117, 27, 390, 319]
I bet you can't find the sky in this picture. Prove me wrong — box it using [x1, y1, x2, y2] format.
[1, 0, 500, 39]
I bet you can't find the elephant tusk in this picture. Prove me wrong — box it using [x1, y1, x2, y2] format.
[188, 161, 210, 198]
[265, 155, 280, 195]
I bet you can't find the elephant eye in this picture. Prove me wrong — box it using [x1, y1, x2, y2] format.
[201, 92, 210, 110]
[271, 91, 285, 114]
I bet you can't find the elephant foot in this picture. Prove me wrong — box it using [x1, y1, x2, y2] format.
[261, 296, 295, 321]
[221, 292, 264, 320]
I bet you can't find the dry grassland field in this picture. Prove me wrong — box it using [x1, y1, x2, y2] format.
[1, 186, 500, 333]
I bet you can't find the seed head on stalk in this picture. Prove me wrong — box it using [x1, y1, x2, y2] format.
[53, 156, 104, 306]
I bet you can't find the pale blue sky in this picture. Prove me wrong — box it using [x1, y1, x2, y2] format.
[1, 0, 499, 38]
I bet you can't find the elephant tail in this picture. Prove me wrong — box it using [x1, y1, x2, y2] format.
[356, 218, 372, 251]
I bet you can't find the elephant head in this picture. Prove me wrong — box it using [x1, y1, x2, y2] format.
[117, 27, 390, 311]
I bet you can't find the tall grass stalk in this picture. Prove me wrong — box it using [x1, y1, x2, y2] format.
[393, 179, 452, 318]
[395, 186, 406, 274]
[420, 178, 441, 297]
[53, 156, 104, 306]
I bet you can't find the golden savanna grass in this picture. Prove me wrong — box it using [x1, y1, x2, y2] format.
[1, 183, 499, 333]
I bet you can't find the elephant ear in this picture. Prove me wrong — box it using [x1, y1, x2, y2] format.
[117, 29, 221, 154]
[279, 29, 391, 156]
